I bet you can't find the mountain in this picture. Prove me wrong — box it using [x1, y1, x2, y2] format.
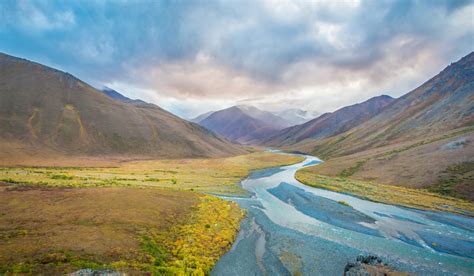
[192, 106, 317, 127]
[275, 108, 320, 125]
[190, 111, 215, 123]
[100, 87, 147, 105]
[0, 52, 247, 160]
[193, 105, 295, 144]
[235, 105, 293, 128]
[263, 95, 394, 146]
[198, 106, 279, 144]
[285, 52, 474, 200]
[290, 52, 474, 158]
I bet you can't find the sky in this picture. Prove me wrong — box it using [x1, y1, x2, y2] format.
[1, 0, 473, 118]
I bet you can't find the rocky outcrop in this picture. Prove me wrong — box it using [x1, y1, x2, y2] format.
[344, 255, 412, 276]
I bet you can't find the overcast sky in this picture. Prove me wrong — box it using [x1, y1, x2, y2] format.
[1, 0, 473, 118]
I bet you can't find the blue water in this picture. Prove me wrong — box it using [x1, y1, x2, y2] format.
[212, 153, 474, 275]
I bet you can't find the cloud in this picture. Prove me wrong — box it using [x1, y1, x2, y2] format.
[4, 0, 76, 32]
[0, 0, 472, 117]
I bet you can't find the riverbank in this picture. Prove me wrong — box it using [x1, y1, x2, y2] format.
[296, 168, 474, 215]
[0, 152, 303, 274]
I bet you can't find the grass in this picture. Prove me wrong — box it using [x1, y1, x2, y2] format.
[296, 168, 474, 215]
[0, 152, 304, 195]
[0, 186, 244, 274]
[0, 152, 303, 274]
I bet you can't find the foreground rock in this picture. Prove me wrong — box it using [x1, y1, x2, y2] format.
[344, 255, 412, 276]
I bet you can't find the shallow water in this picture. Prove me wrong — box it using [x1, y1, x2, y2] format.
[212, 153, 474, 275]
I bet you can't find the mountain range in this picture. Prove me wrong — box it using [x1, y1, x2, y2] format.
[263, 95, 394, 146]
[0, 53, 246, 161]
[278, 52, 474, 200]
[191, 105, 319, 144]
[281, 52, 474, 158]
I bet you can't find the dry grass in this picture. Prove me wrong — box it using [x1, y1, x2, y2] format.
[295, 170, 474, 215]
[0, 151, 303, 274]
[0, 185, 197, 274]
[0, 152, 304, 195]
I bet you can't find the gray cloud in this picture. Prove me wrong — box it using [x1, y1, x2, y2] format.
[0, 0, 472, 117]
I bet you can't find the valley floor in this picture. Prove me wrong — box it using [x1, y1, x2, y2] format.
[0, 152, 303, 274]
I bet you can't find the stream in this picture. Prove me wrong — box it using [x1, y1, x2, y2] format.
[212, 153, 474, 275]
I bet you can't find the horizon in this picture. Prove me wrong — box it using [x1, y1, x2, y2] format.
[1, 0, 472, 118]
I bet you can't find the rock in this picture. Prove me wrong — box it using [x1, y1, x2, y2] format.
[344, 254, 412, 276]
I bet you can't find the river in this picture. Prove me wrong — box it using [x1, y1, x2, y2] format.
[212, 153, 474, 275]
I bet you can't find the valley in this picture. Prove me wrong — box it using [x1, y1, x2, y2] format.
[1, 2, 473, 273]
[0, 51, 472, 275]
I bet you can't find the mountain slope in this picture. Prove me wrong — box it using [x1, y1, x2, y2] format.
[287, 52, 474, 200]
[199, 106, 279, 143]
[263, 95, 394, 146]
[0, 53, 246, 159]
[290, 52, 474, 158]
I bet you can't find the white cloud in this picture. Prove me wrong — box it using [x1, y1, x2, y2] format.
[17, 1, 75, 32]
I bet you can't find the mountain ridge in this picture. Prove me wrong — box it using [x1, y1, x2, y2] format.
[262, 95, 395, 147]
[0, 52, 247, 160]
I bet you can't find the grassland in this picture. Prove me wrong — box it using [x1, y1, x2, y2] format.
[0, 152, 304, 196]
[295, 169, 474, 215]
[0, 152, 304, 274]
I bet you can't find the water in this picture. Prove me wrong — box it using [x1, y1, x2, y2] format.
[212, 153, 474, 275]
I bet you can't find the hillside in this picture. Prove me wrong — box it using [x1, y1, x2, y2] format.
[263, 95, 394, 146]
[288, 52, 474, 200]
[0, 53, 246, 161]
[288, 52, 474, 158]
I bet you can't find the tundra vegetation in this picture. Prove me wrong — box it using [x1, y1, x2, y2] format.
[296, 170, 474, 215]
[0, 152, 303, 274]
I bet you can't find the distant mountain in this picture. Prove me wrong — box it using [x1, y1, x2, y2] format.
[101, 87, 132, 102]
[192, 105, 296, 144]
[263, 95, 394, 147]
[0, 52, 246, 159]
[190, 111, 215, 123]
[275, 108, 320, 125]
[100, 87, 148, 105]
[235, 105, 294, 129]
